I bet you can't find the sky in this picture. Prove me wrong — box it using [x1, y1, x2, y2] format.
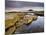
[5, 0, 44, 8]
[5, 0, 44, 11]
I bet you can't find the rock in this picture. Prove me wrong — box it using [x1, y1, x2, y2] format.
[5, 26, 16, 35]
[5, 12, 37, 34]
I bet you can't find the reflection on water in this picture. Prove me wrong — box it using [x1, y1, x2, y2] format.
[15, 16, 44, 33]
[28, 16, 44, 32]
[30, 16, 44, 28]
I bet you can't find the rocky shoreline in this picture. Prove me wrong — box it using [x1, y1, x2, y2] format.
[5, 12, 37, 35]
